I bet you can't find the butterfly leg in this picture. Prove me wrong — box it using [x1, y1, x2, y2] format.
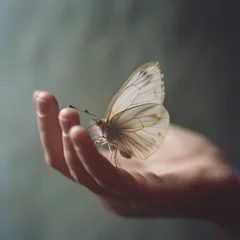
[113, 143, 120, 170]
[87, 127, 100, 135]
[109, 142, 120, 169]
[106, 142, 120, 168]
[92, 136, 100, 145]
[106, 142, 113, 162]
[99, 140, 107, 155]
[93, 136, 103, 148]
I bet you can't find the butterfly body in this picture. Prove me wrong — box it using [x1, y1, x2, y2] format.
[94, 118, 116, 142]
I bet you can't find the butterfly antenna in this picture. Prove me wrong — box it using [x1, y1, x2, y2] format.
[68, 105, 96, 117]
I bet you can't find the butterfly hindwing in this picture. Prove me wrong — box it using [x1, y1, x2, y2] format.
[111, 104, 169, 159]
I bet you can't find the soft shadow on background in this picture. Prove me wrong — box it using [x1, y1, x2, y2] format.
[1, 1, 240, 239]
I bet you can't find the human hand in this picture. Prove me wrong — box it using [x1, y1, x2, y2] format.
[33, 90, 240, 227]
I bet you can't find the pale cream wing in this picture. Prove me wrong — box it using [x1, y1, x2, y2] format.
[105, 62, 165, 121]
[111, 103, 169, 160]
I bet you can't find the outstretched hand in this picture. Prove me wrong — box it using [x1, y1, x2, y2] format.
[33, 90, 240, 226]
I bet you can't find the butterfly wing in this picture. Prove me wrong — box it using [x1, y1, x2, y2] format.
[105, 62, 165, 120]
[106, 62, 169, 160]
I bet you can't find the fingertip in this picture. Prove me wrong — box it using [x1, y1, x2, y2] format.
[59, 109, 81, 134]
[33, 90, 42, 101]
[59, 108, 80, 122]
[36, 91, 57, 105]
[69, 125, 87, 142]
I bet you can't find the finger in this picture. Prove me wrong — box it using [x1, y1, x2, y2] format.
[69, 126, 139, 198]
[59, 108, 111, 196]
[33, 91, 72, 179]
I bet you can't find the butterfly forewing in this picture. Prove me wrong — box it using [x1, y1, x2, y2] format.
[105, 62, 165, 120]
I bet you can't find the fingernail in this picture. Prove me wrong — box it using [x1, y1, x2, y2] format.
[36, 98, 48, 115]
[33, 90, 42, 100]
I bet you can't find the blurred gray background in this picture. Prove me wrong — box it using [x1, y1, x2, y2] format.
[1, 0, 240, 239]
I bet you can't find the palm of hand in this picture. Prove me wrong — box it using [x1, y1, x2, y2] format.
[34, 91, 234, 220]
[99, 126, 231, 219]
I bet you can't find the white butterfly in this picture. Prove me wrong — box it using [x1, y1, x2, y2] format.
[71, 62, 170, 162]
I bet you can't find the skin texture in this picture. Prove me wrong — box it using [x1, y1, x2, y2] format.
[33, 90, 240, 231]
